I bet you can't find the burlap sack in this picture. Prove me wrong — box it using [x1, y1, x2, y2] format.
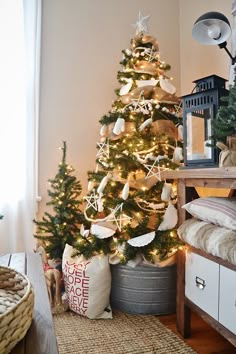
[217, 136, 236, 167]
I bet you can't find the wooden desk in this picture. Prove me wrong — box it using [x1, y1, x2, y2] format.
[161, 166, 236, 347]
[0, 253, 58, 354]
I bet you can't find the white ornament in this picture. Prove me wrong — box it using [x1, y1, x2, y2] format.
[138, 118, 153, 131]
[178, 125, 183, 141]
[87, 180, 95, 192]
[130, 96, 153, 115]
[158, 203, 178, 231]
[80, 224, 89, 238]
[136, 80, 158, 88]
[80, 224, 85, 235]
[107, 203, 132, 231]
[144, 163, 161, 181]
[162, 106, 169, 112]
[173, 146, 183, 163]
[96, 221, 117, 231]
[100, 161, 109, 168]
[161, 182, 174, 202]
[159, 77, 176, 94]
[84, 191, 100, 211]
[119, 79, 133, 96]
[113, 117, 125, 135]
[100, 124, 107, 136]
[125, 49, 132, 56]
[97, 195, 104, 212]
[144, 156, 165, 181]
[91, 224, 115, 239]
[97, 173, 111, 194]
[127, 231, 155, 247]
[121, 181, 129, 200]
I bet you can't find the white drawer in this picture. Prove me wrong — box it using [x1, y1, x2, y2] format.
[219, 265, 236, 334]
[185, 251, 219, 320]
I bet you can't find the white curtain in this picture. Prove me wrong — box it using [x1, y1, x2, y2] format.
[0, 0, 41, 253]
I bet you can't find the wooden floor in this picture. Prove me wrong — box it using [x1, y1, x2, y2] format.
[159, 312, 236, 354]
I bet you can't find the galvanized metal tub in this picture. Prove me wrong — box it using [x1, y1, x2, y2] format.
[110, 264, 176, 315]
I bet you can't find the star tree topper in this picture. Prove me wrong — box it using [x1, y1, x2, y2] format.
[132, 11, 150, 35]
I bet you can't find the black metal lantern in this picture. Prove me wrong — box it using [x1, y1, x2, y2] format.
[182, 75, 228, 167]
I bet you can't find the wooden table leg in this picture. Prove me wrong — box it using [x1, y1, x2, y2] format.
[176, 248, 191, 337]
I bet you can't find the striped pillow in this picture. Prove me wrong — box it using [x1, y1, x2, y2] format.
[182, 197, 236, 230]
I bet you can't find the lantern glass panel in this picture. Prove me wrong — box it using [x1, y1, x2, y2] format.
[186, 107, 212, 162]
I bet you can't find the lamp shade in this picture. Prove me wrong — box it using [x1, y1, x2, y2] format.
[192, 11, 231, 45]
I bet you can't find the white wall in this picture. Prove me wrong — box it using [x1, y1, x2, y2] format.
[39, 0, 233, 216]
[39, 0, 180, 215]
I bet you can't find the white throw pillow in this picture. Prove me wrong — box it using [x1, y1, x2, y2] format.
[182, 197, 236, 230]
[62, 244, 112, 319]
[177, 218, 236, 265]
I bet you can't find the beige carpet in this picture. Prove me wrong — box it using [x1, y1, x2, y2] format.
[53, 310, 197, 354]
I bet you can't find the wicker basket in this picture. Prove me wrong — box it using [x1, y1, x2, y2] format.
[0, 266, 34, 354]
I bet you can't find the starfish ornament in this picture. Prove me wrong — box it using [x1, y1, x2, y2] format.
[132, 11, 150, 35]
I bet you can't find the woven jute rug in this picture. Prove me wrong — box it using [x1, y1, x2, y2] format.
[53, 310, 197, 354]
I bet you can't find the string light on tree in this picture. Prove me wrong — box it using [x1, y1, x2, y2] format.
[77, 13, 183, 265]
[33, 141, 88, 261]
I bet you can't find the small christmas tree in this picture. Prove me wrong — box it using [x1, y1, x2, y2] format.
[34, 141, 88, 260]
[74, 13, 183, 266]
[211, 78, 236, 145]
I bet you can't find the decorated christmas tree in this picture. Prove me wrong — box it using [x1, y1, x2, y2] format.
[75, 13, 183, 266]
[34, 141, 88, 260]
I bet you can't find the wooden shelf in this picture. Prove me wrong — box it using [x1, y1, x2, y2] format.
[173, 167, 236, 348]
[161, 166, 236, 180]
